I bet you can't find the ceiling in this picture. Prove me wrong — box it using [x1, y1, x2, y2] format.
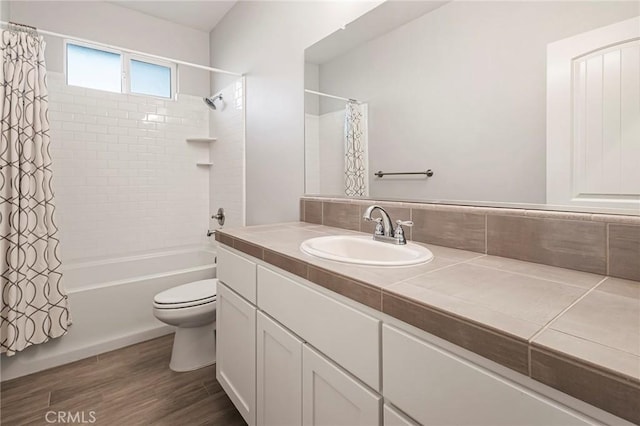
[112, 1, 236, 32]
[306, 1, 449, 65]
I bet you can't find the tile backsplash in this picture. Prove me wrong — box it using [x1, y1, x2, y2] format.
[300, 197, 640, 281]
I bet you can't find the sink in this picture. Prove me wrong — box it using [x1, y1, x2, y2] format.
[300, 235, 433, 267]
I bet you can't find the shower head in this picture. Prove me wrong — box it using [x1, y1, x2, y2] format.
[203, 94, 224, 111]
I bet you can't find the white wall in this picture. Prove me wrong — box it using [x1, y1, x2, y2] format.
[47, 72, 210, 263]
[209, 1, 381, 225]
[8, 1, 210, 96]
[0, 1, 9, 23]
[316, 1, 640, 204]
[305, 114, 321, 194]
[305, 63, 320, 115]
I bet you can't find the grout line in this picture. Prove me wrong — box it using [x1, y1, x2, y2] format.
[606, 223, 610, 276]
[527, 276, 609, 344]
[463, 261, 601, 290]
[456, 253, 487, 265]
[484, 214, 488, 254]
[382, 261, 464, 289]
[409, 208, 413, 241]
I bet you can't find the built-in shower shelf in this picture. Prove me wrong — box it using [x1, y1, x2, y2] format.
[196, 162, 214, 167]
[186, 137, 217, 143]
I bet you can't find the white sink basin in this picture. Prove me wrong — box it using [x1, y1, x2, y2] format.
[300, 235, 433, 267]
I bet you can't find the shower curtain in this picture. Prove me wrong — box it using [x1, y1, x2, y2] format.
[0, 30, 70, 356]
[344, 101, 368, 197]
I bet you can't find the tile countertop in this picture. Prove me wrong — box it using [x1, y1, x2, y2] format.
[216, 222, 640, 424]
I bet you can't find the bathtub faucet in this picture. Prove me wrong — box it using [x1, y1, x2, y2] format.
[206, 230, 215, 237]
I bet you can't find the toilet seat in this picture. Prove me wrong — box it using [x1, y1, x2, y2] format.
[153, 279, 217, 309]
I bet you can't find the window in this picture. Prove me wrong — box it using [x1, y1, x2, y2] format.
[66, 43, 121, 93]
[65, 41, 176, 99]
[129, 59, 172, 98]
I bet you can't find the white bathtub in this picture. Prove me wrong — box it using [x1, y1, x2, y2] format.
[0, 247, 216, 381]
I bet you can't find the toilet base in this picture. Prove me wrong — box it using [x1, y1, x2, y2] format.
[169, 322, 216, 372]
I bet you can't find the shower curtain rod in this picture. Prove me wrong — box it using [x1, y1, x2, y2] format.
[0, 20, 243, 77]
[304, 89, 361, 104]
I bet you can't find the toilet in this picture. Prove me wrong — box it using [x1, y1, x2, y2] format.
[152, 279, 218, 372]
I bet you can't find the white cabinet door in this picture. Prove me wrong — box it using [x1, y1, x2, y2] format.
[256, 312, 303, 426]
[216, 283, 256, 426]
[302, 344, 381, 426]
[383, 404, 419, 426]
[383, 325, 592, 426]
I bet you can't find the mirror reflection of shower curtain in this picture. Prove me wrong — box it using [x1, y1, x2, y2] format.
[344, 102, 368, 197]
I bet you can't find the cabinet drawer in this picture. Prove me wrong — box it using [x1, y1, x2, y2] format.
[383, 325, 592, 426]
[258, 266, 381, 391]
[218, 247, 257, 303]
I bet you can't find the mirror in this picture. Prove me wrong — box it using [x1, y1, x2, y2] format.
[304, 1, 640, 214]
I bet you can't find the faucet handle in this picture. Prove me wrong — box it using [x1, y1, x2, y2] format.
[396, 220, 413, 227]
[394, 220, 413, 243]
[371, 217, 384, 236]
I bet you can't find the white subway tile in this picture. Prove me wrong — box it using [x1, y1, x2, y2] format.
[62, 122, 85, 132]
[118, 102, 138, 112]
[48, 70, 212, 262]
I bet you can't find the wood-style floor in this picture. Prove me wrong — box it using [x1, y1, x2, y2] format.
[0, 335, 246, 425]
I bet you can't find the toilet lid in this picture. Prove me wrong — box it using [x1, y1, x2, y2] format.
[154, 279, 217, 305]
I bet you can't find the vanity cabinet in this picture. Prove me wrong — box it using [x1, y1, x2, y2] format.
[382, 325, 591, 426]
[217, 245, 600, 426]
[302, 344, 382, 426]
[256, 311, 303, 426]
[217, 282, 256, 426]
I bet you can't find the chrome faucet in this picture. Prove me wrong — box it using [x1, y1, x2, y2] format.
[362, 205, 413, 245]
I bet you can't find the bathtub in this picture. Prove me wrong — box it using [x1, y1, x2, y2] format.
[0, 247, 216, 381]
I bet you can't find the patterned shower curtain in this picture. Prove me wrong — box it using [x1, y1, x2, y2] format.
[0, 30, 70, 356]
[344, 101, 368, 197]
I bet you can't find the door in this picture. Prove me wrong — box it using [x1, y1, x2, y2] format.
[216, 282, 256, 426]
[302, 344, 381, 426]
[547, 16, 640, 210]
[256, 312, 303, 426]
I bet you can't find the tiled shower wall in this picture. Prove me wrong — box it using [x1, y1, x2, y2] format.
[48, 72, 210, 262]
[209, 79, 245, 230]
[304, 110, 345, 196]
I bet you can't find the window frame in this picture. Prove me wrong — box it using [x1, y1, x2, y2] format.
[124, 53, 177, 100]
[64, 39, 123, 94]
[64, 39, 177, 100]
